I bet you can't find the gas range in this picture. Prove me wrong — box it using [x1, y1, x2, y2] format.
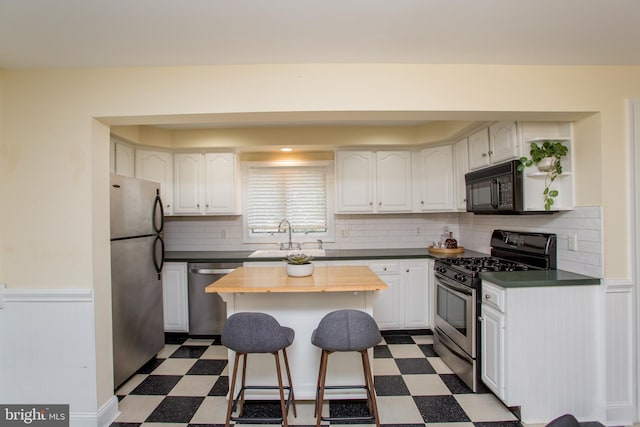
[434, 256, 539, 287]
[433, 230, 557, 288]
[432, 229, 557, 392]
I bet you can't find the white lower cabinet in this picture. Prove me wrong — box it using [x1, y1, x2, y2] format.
[369, 262, 403, 329]
[480, 303, 505, 399]
[403, 261, 430, 328]
[370, 259, 429, 330]
[313, 258, 430, 330]
[480, 280, 599, 423]
[162, 262, 189, 332]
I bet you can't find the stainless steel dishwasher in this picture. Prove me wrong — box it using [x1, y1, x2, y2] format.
[187, 262, 241, 335]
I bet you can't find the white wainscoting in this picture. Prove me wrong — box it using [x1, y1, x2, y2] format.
[0, 286, 117, 427]
[604, 279, 636, 425]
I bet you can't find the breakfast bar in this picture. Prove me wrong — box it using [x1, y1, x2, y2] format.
[205, 265, 387, 400]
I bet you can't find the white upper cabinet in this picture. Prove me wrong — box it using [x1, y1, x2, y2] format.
[413, 146, 454, 211]
[173, 152, 240, 215]
[468, 128, 491, 170]
[110, 137, 135, 177]
[376, 151, 413, 212]
[468, 122, 519, 170]
[336, 150, 411, 213]
[336, 151, 375, 212]
[488, 121, 519, 164]
[453, 138, 470, 210]
[203, 152, 240, 214]
[135, 148, 174, 215]
[173, 153, 204, 215]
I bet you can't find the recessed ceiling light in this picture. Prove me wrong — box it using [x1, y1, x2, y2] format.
[280, 147, 293, 152]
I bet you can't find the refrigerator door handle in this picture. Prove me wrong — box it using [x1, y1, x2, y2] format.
[153, 235, 165, 279]
[153, 191, 164, 233]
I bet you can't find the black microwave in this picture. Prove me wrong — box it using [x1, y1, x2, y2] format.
[465, 160, 552, 214]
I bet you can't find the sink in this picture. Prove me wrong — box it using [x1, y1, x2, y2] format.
[248, 249, 326, 258]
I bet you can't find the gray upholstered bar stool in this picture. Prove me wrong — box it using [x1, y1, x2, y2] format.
[221, 312, 297, 427]
[311, 309, 382, 427]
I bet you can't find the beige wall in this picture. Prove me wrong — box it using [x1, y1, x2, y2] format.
[4, 64, 640, 285]
[2, 64, 640, 408]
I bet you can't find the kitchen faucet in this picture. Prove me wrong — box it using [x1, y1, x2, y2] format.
[278, 218, 297, 250]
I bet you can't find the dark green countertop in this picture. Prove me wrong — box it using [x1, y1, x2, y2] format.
[479, 270, 601, 288]
[165, 248, 600, 287]
[164, 248, 487, 263]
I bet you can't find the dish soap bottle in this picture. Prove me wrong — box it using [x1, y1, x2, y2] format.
[445, 232, 458, 249]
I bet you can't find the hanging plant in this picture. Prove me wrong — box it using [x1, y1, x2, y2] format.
[517, 140, 568, 211]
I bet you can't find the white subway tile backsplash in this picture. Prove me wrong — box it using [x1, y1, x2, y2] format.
[164, 206, 602, 277]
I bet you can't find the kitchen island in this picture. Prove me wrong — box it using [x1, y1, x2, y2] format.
[205, 265, 387, 400]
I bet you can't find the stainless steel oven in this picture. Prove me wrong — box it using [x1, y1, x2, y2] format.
[433, 272, 478, 391]
[434, 275, 475, 357]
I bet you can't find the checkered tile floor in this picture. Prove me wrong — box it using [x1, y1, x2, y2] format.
[112, 332, 521, 427]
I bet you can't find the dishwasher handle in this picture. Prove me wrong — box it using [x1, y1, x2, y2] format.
[190, 268, 236, 275]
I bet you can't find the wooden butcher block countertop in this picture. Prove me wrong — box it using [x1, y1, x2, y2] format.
[205, 265, 388, 293]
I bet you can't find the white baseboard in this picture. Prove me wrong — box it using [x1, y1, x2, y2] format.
[96, 396, 120, 427]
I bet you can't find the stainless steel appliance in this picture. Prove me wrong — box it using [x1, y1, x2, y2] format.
[110, 174, 165, 388]
[465, 159, 553, 214]
[433, 230, 556, 391]
[188, 263, 241, 335]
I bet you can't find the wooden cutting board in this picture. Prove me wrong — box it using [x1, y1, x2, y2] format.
[428, 246, 465, 254]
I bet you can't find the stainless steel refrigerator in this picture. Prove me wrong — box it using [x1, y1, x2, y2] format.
[110, 174, 165, 388]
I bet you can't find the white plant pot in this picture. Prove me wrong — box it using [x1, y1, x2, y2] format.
[286, 263, 314, 277]
[536, 157, 556, 172]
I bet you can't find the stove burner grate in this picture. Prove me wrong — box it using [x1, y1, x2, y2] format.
[439, 256, 537, 273]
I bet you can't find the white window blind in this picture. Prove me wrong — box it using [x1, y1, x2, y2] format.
[247, 165, 328, 234]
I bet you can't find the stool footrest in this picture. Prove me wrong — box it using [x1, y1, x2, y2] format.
[229, 385, 294, 424]
[321, 415, 376, 422]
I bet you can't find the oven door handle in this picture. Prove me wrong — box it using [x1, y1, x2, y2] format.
[435, 328, 473, 363]
[435, 274, 473, 296]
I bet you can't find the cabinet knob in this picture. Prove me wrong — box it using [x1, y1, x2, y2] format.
[485, 294, 491, 299]
[206, 204, 209, 208]
[369, 202, 373, 206]
[383, 267, 387, 271]
[378, 202, 382, 206]
[406, 269, 410, 273]
[421, 201, 425, 205]
[482, 153, 487, 158]
[197, 204, 200, 208]
[488, 150, 493, 156]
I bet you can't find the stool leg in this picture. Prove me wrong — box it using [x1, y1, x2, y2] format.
[239, 353, 248, 416]
[315, 350, 330, 427]
[225, 352, 242, 427]
[273, 351, 288, 427]
[360, 349, 380, 427]
[282, 347, 297, 417]
[313, 349, 324, 417]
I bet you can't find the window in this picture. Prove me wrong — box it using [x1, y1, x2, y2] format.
[243, 161, 334, 243]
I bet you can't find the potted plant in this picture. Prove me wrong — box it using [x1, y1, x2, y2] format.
[284, 253, 315, 277]
[517, 140, 569, 211]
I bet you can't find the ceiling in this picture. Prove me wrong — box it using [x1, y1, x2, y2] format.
[1, 0, 640, 69]
[1, 0, 633, 139]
